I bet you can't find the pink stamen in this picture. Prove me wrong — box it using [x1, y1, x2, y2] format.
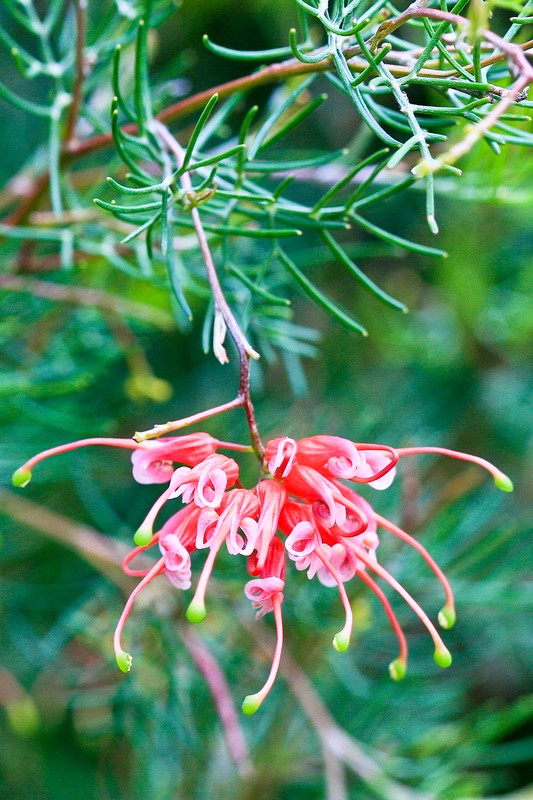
[315, 547, 353, 651]
[137, 484, 175, 537]
[353, 548, 449, 655]
[396, 446, 512, 489]
[357, 568, 408, 665]
[187, 526, 228, 621]
[21, 437, 143, 473]
[242, 594, 284, 714]
[352, 444, 399, 484]
[374, 512, 455, 619]
[334, 494, 369, 538]
[113, 557, 166, 667]
[122, 535, 161, 577]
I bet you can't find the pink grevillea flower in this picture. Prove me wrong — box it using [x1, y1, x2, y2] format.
[295, 435, 361, 479]
[252, 480, 288, 574]
[186, 489, 260, 624]
[13, 425, 514, 711]
[283, 464, 369, 534]
[278, 501, 356, 652]
[132, 454, 239, 548]
[168, 454, 239, 508]
[353, 445, 398, 489]
[275, 434, 398, 488]
[11, 431, 247, 489]
[243, 537, 286, 715]
[131, 432, 219, 484]
[158, 505, 203, 590]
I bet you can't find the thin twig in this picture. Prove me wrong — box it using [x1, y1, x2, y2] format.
[133, 397, 245, 442]
[2, 31, 532, 226]
[150, 121, 264, 459]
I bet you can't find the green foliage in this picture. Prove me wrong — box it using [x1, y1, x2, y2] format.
[0, 0, 532, 798]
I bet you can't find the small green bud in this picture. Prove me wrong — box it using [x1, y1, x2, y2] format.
[494, 473, 513, 492]
[333, 630, 350, 653]
[186, 601, 206, 624]
[242, 694, 262, 716]
[437, 606, 457, 630]
[133, 527, 152, 547]
[116, 650, 133, 673]
[434, 647, 452, 669]
[389, 658, 407, 681]
[12, 467, 32, 488]
[438, 605, 456, 630]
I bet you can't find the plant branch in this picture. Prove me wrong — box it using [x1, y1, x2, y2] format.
[2, 31, 532, 227]
[150, 120, 264, 459]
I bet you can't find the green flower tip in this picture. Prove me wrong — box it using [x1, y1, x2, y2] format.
[12, 467, 32, 488]
[389, 658, 407, 681]
[242, 694, 262, 716]
[333, 630, 350, 653]
[438, 605, 456, 630]
[494, 473, 513, 493]
[133, 527, 152, 547]
[116, 650, 133, 673]
[186, 601, 206, 624]
[434, 647, 452, 669]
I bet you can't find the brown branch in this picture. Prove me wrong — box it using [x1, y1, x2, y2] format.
[150, 121, 264, 459]
[2, 14, 531, 228]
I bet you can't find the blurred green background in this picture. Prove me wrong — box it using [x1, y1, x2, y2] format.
[1, 1, 532, 799]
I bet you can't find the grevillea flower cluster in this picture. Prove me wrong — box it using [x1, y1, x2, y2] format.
[13, 432, 513, 714]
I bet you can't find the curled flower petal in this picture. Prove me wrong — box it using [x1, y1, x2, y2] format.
[264, 436, 297, 479]
[170, 454, 239, 508]
[285, 521, 320, 572]
[316, 543, 357, 587]
[131, 433, 219, 484]
[160, 534, 192, 590]
[296, 435, 361, 479]
[244, 577, 285, 618]
[253, 481, 288, 574]
[352, 445, 399, 489]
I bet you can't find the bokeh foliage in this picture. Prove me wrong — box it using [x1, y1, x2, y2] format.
[1, 1, 532, 799]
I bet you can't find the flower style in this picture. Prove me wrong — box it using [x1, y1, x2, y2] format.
[13, 428, 513, 713]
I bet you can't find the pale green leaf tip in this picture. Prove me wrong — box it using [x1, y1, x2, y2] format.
[116, 650, 133, 673]
[494, 473, 513, 492]
[389, 658, 407, 681]
[434, 647, 452, 669]
[133, 527, 152, 547]
[438, 605, 456, 630]
[12, 467, 32, 488]
[242, 694, 261, 716]
[333, 631, 350, 653]
[186, 602, 206, 624]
